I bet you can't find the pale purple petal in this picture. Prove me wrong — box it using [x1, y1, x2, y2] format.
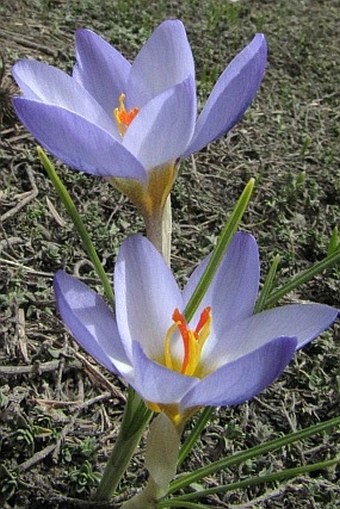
[115, 235, 183, 361]
[123, 76, 196, 171]
[127, 20, 195, 108]
[54, 271, 131, 375]
[12, 60, 117, 136]
[183, 232, 259, 361]
[127, 342, 198, 404]
[73, 29, 131, 116]
[181, 336, 297, 410]
[183, 34, 267, 157]
[12, 98, 147, 181]
[207, 303, 338, 371]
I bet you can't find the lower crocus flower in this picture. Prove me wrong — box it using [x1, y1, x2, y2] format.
[54, 233, 338, 425]
[12, 21, 267, 222]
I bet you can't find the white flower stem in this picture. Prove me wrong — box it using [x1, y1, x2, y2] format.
[122, 413, 182, 508]
[144, 194, 172, 265]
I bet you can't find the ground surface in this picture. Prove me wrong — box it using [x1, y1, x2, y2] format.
[0, 0, 339, 508]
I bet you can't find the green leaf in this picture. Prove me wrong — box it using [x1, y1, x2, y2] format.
[184, 178, 255, 322]
[264, 249, 340, 309]
[177, 408, 214, 468]
[37, 147, 114, 305]
[170, 456, 339, 502]
[327, 226, 340, 256]
[38, 150, 152, 501]
[122, 386, 152, 439]
[176, 179, 254, 468]
[167, 415, 340, 494]
[95, 390, 151, 501]
[158, 500, 210, 508]
[254, 254, 280, 313]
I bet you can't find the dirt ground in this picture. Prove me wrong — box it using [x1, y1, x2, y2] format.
[0, 0, 339, 508]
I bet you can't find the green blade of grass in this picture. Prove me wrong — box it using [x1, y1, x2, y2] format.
[158, 501, 210, 508]
[264, 249, 340, 309]
[38, 147, 114, 305]
[254, 253, 281, 313]
[168, 456, 339, 502]
[177, 408, 214, 468]
[177, 179, 254, 467]
[327, 226, 339, 256]
[167, 415, 340, 494]
[184, 178, 255, 322]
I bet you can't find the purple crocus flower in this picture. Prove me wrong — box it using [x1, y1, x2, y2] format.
[54, 233, 338, 425]
[12, 21, 267, 218]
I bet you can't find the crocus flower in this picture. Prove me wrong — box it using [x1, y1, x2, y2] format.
[12, 21, 267, 220]
[53, 233, 338, 425]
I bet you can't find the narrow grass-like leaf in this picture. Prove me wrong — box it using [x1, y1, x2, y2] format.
[254, 254, 280, 313]
[38, 149, 153, 499]
[158, 500, 210, 508]
[95, 389, 151, 500]
[264, 249, 340, 309]
[177, 408, 214, 468]
[167, 415, 340, 494]
[37, 147, 114, 305]
[170, 456, 339, 502]
[327, 226, 339, 256]
[184, 178, 255, 322]
[177, 179, 254, 467]
[123, 386, 152, 439]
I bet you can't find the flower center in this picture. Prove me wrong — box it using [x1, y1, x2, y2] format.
[114, 93, 139, 136]
[164, 307, 212, 377]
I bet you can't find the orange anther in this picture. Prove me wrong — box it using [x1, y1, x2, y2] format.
[195, 306, 212, 336]
[114, 93, 139, 136]
[117, 107, 139, 128]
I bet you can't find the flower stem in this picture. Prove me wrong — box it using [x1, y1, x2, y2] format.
[144, 194, 172, 265]
[122, 413, 182, 508]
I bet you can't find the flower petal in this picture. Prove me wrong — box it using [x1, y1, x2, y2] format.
[127, 20, 195, 108]
[127, 342, 198, 404]
[73, 29, 131, 116]
[183, 232, 259, 359]
[114, 235, 183, 361]
[181, 336, 297, 410]
[183, 33, 267, 157]
[12, 60, 117, 136]
[12, 98, 147, 181]
[123, 76, 196, 170]
[208, 303, 338, 370]
[53, 271, 131, 375]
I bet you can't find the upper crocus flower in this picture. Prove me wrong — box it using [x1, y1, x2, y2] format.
[12, 21, 267, 219]
[54, 233, 338, 425]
